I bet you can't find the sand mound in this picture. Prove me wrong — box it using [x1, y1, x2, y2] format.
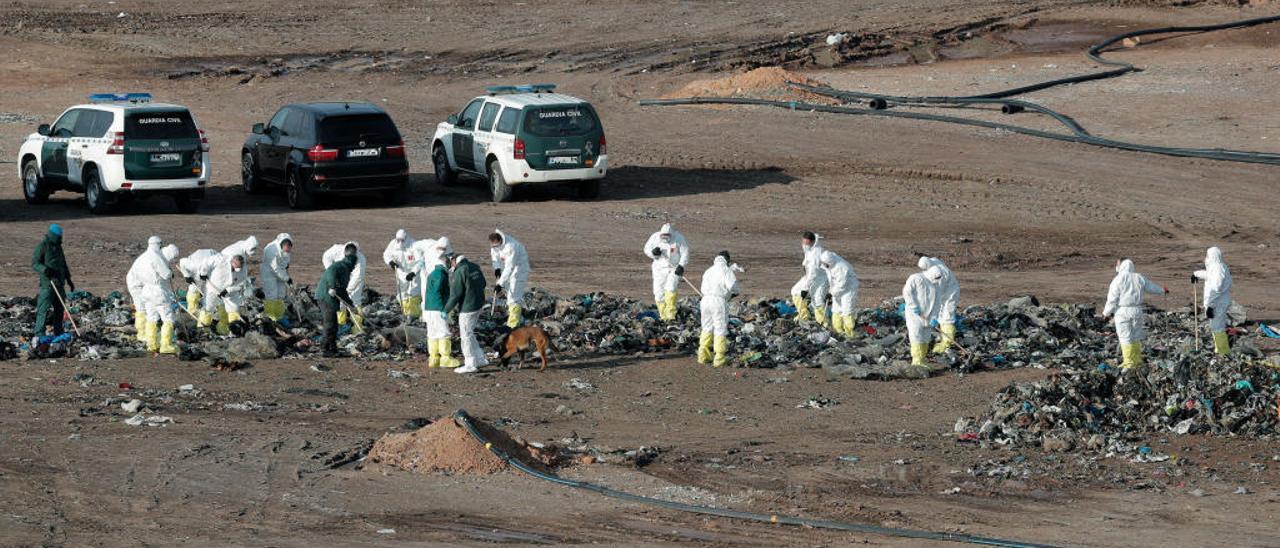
[367, 416, 558, 475]
[662, 66, 831, 102]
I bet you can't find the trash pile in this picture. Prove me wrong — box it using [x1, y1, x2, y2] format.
[366, 416, 559, 475]
[956, 303, 1280, 449]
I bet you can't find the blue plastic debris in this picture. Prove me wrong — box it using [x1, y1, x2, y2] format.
[1260, 324, 1280, 339]
[773, 301, 797, 316]
[1234, 380, 1255, 392]
[636, 311, 659, 321]
[1097, 363, 1109, 372]
[36, 333, 74, 345]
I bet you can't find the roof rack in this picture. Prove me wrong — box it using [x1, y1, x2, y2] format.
[486, 83, 557, 95]
[89, 93, 153, 104]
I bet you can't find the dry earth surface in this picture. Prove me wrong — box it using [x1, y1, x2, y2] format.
[1, 0, 1279, 546]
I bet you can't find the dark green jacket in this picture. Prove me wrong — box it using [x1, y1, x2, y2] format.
[444, 258, 486, 314]
[424, 264, 449, 312]
[315, 255, 356, 308]
[32, 233, 71, 286]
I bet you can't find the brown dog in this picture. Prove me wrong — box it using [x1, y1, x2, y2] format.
[493, 325, 557, 371]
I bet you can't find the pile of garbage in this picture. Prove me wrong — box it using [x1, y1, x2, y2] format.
[956, 303, 1280, 449]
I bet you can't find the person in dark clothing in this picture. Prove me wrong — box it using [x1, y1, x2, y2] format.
[32, 224, 74, 337]
[315, 244, 359, 357]
[443, 253, 488, 373]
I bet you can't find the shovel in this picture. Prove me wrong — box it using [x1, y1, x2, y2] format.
[681, 276, 703, 298]
[50, 283, 82, 337]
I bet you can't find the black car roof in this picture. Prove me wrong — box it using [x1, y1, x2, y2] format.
[289, 102, 387, 117]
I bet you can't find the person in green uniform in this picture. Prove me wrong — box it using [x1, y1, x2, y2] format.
[32, 224, 74, 337]
[315, 243, 359, 357]
[443, 253, 488, 374]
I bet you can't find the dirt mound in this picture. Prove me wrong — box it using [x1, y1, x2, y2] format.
[662, 66, 833, 102]
[367, 416, 558, 475]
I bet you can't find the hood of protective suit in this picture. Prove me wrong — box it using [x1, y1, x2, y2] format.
[436, 237, 452, 253]
[1206, 247, 1224, 267]
[161, 244, 179, 262]
[917, 256, 932, 270]
[925, 265, 944, 282]
[713, 255, 728, 267]
[147, 236, 162, 250]
[274, 232, 292, 245]
[395, 229, 407, 242]
[1115, 259, 1134, 274]
[659, 223, 672, 236]
[819, 250, 836, 266]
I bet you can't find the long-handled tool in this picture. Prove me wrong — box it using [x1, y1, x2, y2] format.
[681, 276, 703, 298]
[393, 267, 413, 351]
[50, 283, 82, 337]
[336, 294, 365, 335]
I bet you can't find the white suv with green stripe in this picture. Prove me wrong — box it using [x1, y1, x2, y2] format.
[17, 93, 210, 214]
[431, 84, 607, 202]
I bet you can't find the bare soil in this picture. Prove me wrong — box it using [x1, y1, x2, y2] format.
[2, 1, 1280, 546]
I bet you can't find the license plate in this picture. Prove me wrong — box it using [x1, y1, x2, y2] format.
[150, 153, 181, 163]
[548, 156, 579, 165]
[347, 148, 379, 158]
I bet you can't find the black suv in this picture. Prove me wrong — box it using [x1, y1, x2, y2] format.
[241, 102, 409, 209]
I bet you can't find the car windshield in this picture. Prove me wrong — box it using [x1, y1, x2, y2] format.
[521, 105, 598, 137]
[125, 111, 197, 140]
[319, 113, 400, 145]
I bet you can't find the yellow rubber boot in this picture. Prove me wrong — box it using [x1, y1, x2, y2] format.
[1130, 342, 1144, 368]
[507, 304, 523, 328]
[187, 290, 201, 313]
[439, 339, 461, 368]
[933, 324, 956, 353]
[145, 321, 160, 352]
[158, 322, 177, 355]
[337, 309, 349, 326]
[1212, 331, 1230, 355]
[215, 306, 231, 336]
[351, 309, 365, 331]
[843, 314, 857, 337]
[910, 343, 928, 366]
[713, 336, 729, 368]
[427, 339, 441, 368]
[814, 307, 830, 328]
[134, 310, 147, 343]
[661, 291, 678, 321]
[793, 296, 811, 322]
[197, 309, 214, 327]
[404, 296, 422, 319]
[696, 332, 713, 364]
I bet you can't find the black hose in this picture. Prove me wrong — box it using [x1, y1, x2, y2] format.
[453, 409, 1059, 548]
[640, 14, 1280, 166]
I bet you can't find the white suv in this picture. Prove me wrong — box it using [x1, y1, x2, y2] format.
[431, 84, 607, 202]
[17, 93, 210, 213]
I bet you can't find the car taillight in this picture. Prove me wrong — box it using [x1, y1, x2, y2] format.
[307, 144, 338, 162]
[386, 140, 405, 158]
[107, 132, 125, 154]
[599, 134, 607, 155]
[514, 138, 525, 160]
[198, 129, 209, 152]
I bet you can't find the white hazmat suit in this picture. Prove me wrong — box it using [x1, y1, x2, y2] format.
[820, 250, 859, 337]
[903, 266, 944, 366]
[919, 256, 960, 353]
[1194, 247, 1233, 355]
[643, 223, 689, 321]
[126, 236, 164, 342]
[697, 255, 740, 367]
[790, 235, 830, 326]
[323, 242, 367, 327]
[260, 233, 292, 322]
[1103, 259, 1167, 370]
[490, 229, 530, 328]
[383, 229, 421, 319]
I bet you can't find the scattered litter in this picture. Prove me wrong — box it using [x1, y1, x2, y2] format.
[125, 414, 173, 427]
[797, 396, 839, 409]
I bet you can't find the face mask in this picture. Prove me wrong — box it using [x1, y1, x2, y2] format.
[233, 266, 242, 273]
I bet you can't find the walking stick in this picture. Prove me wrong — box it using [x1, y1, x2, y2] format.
[50, 284, 82, 337]
[682, 276, 703, 297]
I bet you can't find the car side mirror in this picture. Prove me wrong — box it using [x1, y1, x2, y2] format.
[447, 114, 458, 125]
[252, 123, 264, 135]
[37, 124, 50, 136]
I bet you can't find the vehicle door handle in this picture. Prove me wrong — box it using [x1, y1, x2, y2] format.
[81, 145, 89, 148]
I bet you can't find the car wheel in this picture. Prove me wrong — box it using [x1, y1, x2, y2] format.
[241, 151, 262, 194]
[433, 144, 457, 186]
[175, 189, 203, 214]
[84, 168, 110, 214]
[576, 179, 601, 200]
[488, 160, 512, 203]
[287, 169, 314, 210]
[22, 161, 49, 204]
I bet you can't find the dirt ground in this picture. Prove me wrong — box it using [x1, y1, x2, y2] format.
[2, 0, 1280, 546]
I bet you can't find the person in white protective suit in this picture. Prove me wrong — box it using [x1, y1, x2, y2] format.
[383, 229, 421, 320]
[1103, 259, 1168, 370]
[790, 232, 830, 327]
[126, 236, 165, 343]
[322, 242, 367, 328]
[820, 250, 860, 338]
[178, 249, 219, 313]
[260, 233, 293, 322]
[489, 229, 531, 328]
[199, 253, 248, 336]
[140, 244, 182, 354]
[643, 223, 690, 321]
[919, 256, 961, 353]
[1193, 247, 1233, 355]
[697, 251, 741, 367]
[903, 265, 945, 367]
